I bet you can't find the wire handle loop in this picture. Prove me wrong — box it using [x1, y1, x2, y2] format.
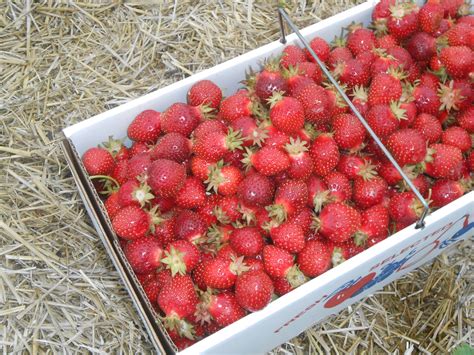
[277, 7, 430, 229]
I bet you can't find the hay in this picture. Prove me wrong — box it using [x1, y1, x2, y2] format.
[0, 0, 471, 353]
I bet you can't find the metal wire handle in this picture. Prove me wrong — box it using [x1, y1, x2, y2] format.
[277, 7, 430, 229]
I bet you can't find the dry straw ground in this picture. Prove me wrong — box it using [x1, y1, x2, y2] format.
[0, 0, 472, 354]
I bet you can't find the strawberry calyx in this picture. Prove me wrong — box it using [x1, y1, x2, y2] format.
[284, 137, 309, 156]
[89, 175, 120, 195]
[162, 314, 196, 340]
[224, 128, 244, 152]
[438, 80, 465, 112]
[353, 231, 368, 247]
[286, 265, 307, 288]
[194, 296, 212, 325]
[371, 18, 388, 36]
[302, 122, 319, 141]
[267, 90, 285, 108]
[265, 204, 287, 224]
[213, 206, 231, 225]
[389, 2, 417, 20]
[357, 160, 378, 181]
[241, 147, 256, 171]
[132, 176, 154, 207]
[389, 101, 407, 121]
[102, 136, 126, 159]
[331, 247, 346, 267]
[312, 190, 334, 213]
[148, 206, 166, 234]
[161, 246, 187, 277]
[206, 224, 231, 249]
[229, 255, 250, 276]
[205, 160, 226, 194]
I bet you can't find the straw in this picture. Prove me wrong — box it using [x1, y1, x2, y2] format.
[0, 0, 471, 353]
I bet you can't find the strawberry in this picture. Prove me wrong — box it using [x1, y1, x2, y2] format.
[280, 45, 306, 69]
[458, 107, 474, 133]
[375, 34, 399, 50]
[151, 133, 191, 163]
[350, 85, 369, 117]
[193, 120, 227, 141]
[370, 48, 400, 76]
[124, 237, 163, 274]
[157, 274, 198, 320]
[174, 210, 207, 243]
[148, 159, 186, 198]
[235, 270, 273, 311]
[419, 72, 440, 92]
[270, 222, 306, 253]
[439, 46, 473, 79]
[468, 151, 474, 173]
[112, 205, 150, 240]
[327, 47, 353, 70]
[306, 175, 330, 210]
[355, 204, 389, 247]
[82, 147, 115, 176]
[111, 160, 128, 185]
[267, 179, 308, 223]
[117, 179, 154, 208]
[128, 110, 161, 143]
[337, 154, 376, 180]
[378, 161, 403, 186]
[386, 129, 427, 167]
[102, 137, 129, 162]
[284, 67, 315, 97]
[366, 102, 406, 138]
[368, 70, 403, 106]
[152, 213, 177, 246]
[187, 80, 222, 109]
[413, 113, 442, 144]
[431, 179, 466, 208]
[405, 32, 436, 61]
[230, 227, 264, 257]
[297, 62, 323, 84]
[104, 192, 121, 219]
[418, 3, 443, 35]
[237, 172, 274, 207]
[412, 84, 440, 115]
[313, 202, 361, 243]
[353, 176, 388, 210]
[304, 36, 330, 63]
[284, 137, 314, 180]
[347, 27, 376, 56]
[230, 116, 267, 147]
[388, 191, 424, 225]
[253, 61, 288, 102]
[193, 128, 243, 162]
[439, 80, 473, 113]
[160, 103, 201, 137]
[220, 91, 257, 123]
[309, 134, 340, 177]
[268, 92, 305, 134]
[205, 161, 243, 196]
[295, 83, 331, 124]
[129, 141, 149, 157]
[441, 126, 471, 152]
[203, 256, 248, 289]
[205, 291, 246, 327]
[387, 2, 419, 40]
[262, 245, 294, 279]
[332, 58, 370, 88]
[297, 240, 332, 277]
[324, 171, 352, 202]
[191, 156, 213, 181]
[175, 177, 206, 209]
[143, 277, 161, 304]
[243, 146, 290, 176]
[288, 207, 313, 235]
[162, 240, 200, 276]
[331, 239, 365, 266]
[372, 0, 396, 22]
[214, 196, 242, 224]
[446, 23, 474, 49]
[425, 143, 463, 179]
[332, 113, 366, 150]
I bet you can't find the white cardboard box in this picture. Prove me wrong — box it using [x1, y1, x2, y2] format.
[62, 1, 474, 353]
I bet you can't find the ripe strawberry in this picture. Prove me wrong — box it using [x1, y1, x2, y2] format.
[366, 102, 406, 139]
[313, 202, 361, 243]
[205, 291, 246, 327]
[111, 159, 128, 185]
[446, 23, 474, 49]
[411, 84, 440, 115]
[267, 179, 308, 223]
[418, 3, 443, 35]
[309, 134, 340, 177]
[327, 46, 353, 70]
[230, 116, 267, 147]
[187, 80, 222, 109]
[128, 110, 161, 143]
[283, 67, 315, 97]
[162, 240, 200, 276]
[376, 34, 399, 50]
[148, 159, 186, 198]
[413, 113, 442, 144]
[124, 237, 163, 274]
[104, 192, 121, 219]
[191, 156, 213, 181]
[237, 172, 274, 207]
[351, 85, 369, 117]
[235, 270, 273, 312]
[205, 161, 243, 196]
[331, 239, 365, 266]
[117, 179, 154, 207]
[129, 141, 149, 157]
[270, 222, 306, 253]
[370, 48, 400, 76]
[441, 126, 471, 152]
[174, 210, 207, 243]
[337, 154, 376, 180]
[378, 161, 403, 186]
[332, 113, 366, 150]
[280, 45, 306, 68]
[253, 62, 288, 102]
[295, 83, 331, 124]
[297, 240, 331, 277]
[431, 179, 466, 208]
[304, 36, 330, 63]
[288, 207, 313, 235]
[355, 204, 389, 247]
[324, 171, 352, 202]
[405, 32, 436, 61]
[112, 205, 150, 240]
[439, 80, 473, 113]
[243, 146, 290, 176]
[284, 137, 313, 180]
[219, 91, 257, 123]
[193, 120, 227, 140]
[386, 129, 427, 167]
[368, 70, 403, 106]
[458, 107, 474, 133]
[143, 277, 161, 304]
[297, 62, 323, 84]
[214, 195, 242, 224]
[160, 103, 201, 137]
[175, 177, 206, 209]
[126, 153, 151, 181]
[268, 92, 305, 134]
[440, 0, 465, 20]
[387, 2, 419, 40]
[347, 27, 376, 56]
[152, 213, 177, 246]
[425, 143, 463, 179]
[439, 46, 473, 79]
[151, 133, 191, 163]
[82, 147, 115, 176]
[193, 128, 243, 162]
[372, 0, 396, 21]
[388, 191, 424, 225]
[332, 58, 370, 88]
[158, 274, 198, 319]
[353, 176, 388, 210]
[262, 245, 294, 279]
[203, 256, 248, 289]
[230, 227, 264, 257]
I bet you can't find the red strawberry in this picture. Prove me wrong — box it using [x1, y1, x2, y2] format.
[413, 113, 442, 144]
[332, 58, 370, 88]
[112, 205, 150, 240]
[439, 46, 473, 79]
[351, 85, 369, 117]
[126, 153, 152, 181]
[193, 128, 243, 162]
[337, 154, 376, 180]
[151, 133, 191, 163]
[143, 277, 161, 304]
[160, 103, 201, 137]
[418, 3, 443, 35]
[117, 179, 154, 208]
[439, 80, 473, 113]
[270, 222, 306, 253]
[205, 292, 246, 327]
[332, 113, 366, 150]
[187, 80, 222, 109]
[191, 156, 213, 181]
[175, 177, 206, 209]
[268, 92, 305, 134]
[353, 176, 388, 210]
[203, 256, 248, 289]
[297, 240, 331, 277]
[386, 129, 427, 166]
[193, 120, 227, 140]
[324, 171, 352, 202]
[162, 240, 200, 276]
[387, 2, 419, 40]
[304, 36, 330, 63]
[111, 160, 129, 185]
[254, 62, 288, 102]
[214, 195, 242, 224]
[262, 245, 294, 279]
[347, 27, 376, 56]
[129, 141, 149, 157]
[220, 91, 257, 123]
[405, 32, 436, 61]
[205, 161, 243, 196]
[124, 237, 163, 274]
[280, 45, 306, 69]
[284, 67, 315, 97]
[157, 274, 198, 319]
[235, 270, 273, 311]
[128, 110, 161, 143]
[425, 143, 463, 179]
[82, 147, 115, 176]
[295, 83, 331, 124]
[331, 239, 364, 266]
[458, 107, 474, 133]
[355, 204, 389, 247]
[314, 202, 361, 243]
[412, 84, 440, 115]
[237, 172, 274, 207]
[231, 116, 267, 147]
[104, 192, 122, 219]
[310, 134, 340, 177]
[327, 46, 353, 70]
[306, 175, 329, 210]
[174, 210, 207, 243]
[431, 179, 466, 208]
[230, 227, 264, 257]
[366, 102, 406, 139]
[284, 137, 314, 180]
[267, 179, 308, 223]
[419, 72, 440, 92]
[298, 62, 323, 84]
[441, 126, 471, 152]
[243, 146, 290, 176]
[375, 34, 399, 50]
[368, 70, 403, 106]
[148, 159, 186, 198]
[288, 207, 313, 235]
[388, 191, 423, 225]
[446, 23, 474, 49]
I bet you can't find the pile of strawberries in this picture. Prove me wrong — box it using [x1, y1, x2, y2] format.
[81, 0, 473, 350]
